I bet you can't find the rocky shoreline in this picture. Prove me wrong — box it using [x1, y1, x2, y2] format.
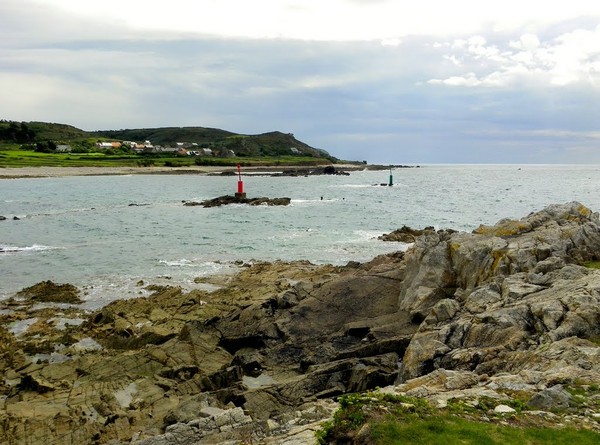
[1, 202, 600, 444]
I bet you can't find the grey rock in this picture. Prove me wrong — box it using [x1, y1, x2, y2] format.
[528, 385, 573, 411]
[464, 286, 502, 313]
[494, 404, 516, 414]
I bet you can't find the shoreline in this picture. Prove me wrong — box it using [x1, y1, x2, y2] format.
[0, 164, 375, 179]
[2, 203, 600, 443]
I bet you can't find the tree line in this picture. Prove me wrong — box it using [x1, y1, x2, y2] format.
[0, 121, 36, 143]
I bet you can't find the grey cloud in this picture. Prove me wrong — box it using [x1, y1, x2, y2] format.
[2, 2, 600, 163]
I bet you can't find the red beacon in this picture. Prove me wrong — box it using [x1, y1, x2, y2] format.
[235, 163, 246, 199]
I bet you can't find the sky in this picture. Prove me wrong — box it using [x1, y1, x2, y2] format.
[1, 1, 600, 164]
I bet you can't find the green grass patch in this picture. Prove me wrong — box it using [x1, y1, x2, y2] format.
[583, 261, 600, 269]
[370, 415, 600, 445]
[316, 391, 600, 445]
[0, 150, 142, 167]
[0, 150, 332, 169]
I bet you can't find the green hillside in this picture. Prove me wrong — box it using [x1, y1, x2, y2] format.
[92, 126, 235, 146]
[92, 127, 333, 159]
[0, 120, 338, 161]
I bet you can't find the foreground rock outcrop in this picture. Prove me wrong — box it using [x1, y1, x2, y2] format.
[398, 202, 600, 382]
[1, 202, 599, 444]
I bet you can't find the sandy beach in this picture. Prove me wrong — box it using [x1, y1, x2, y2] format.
[0, 164, 367, 179]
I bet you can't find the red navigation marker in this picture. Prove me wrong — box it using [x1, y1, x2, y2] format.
[235, 163, 246, 198]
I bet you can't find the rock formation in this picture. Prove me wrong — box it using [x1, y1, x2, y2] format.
[397, 202, 600, 382]
[1, 202, 599, 444]
[378, 225, 437, 243]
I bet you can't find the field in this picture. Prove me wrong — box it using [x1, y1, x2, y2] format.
[0, 149, 332, 169]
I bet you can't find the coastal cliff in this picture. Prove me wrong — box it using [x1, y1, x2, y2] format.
[1, 202, 599, 444]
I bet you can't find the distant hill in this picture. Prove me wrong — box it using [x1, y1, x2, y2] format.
[0, 120, 338, 161]
[0, 120, 89, 143]
[93, 126, 235, 146]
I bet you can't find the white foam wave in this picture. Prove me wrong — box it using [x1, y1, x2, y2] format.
[157, 259, 237, 276]
[331, 184, 373, 188]
[331, 183, 407, 189]
[159, 258, 193, 267]
[291, 199, 331, 203]
[352, 229, 388, 241]
[78, 261, 240, 310]
[0, 244, 59, 254]
[351, 230, 411, 249]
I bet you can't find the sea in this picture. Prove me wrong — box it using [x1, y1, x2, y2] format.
[2, 164, 600, 310]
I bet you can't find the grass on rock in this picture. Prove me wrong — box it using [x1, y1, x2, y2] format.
[316, 391, 600, 445]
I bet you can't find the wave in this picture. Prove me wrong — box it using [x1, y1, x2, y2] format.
[291, 198, 338, 204]
[331, 184, 373, 189]
[158, 258, 194, 267]
[157, 258, 240, 275]
[351, 230, 411, 247]
[0, 244, 59, 254]
[331, 183, 407, 188]
[351, 229, 387, 242]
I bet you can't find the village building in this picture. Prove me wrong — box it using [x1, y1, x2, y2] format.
[96, 141, 122, 149]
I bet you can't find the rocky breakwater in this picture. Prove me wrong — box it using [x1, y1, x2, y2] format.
[1, 202, 600, 444]
[183, 195, 291, 207]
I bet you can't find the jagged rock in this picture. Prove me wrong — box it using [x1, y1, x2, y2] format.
[379, 225, 436, 243]
[397, 229, 457, 321]
[423, 298, 461, 324]
[400, 202, 600, 380]
[133, 406, 254, 445]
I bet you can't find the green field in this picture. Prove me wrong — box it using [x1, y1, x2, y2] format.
[0, 150, 333, 169]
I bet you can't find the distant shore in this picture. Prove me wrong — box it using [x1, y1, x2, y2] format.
[0, 164, 371, 179]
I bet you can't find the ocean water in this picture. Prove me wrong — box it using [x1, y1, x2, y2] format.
[2, 164, 600, 308]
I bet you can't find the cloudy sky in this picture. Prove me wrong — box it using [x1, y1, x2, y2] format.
[2, 1, 600, 163]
